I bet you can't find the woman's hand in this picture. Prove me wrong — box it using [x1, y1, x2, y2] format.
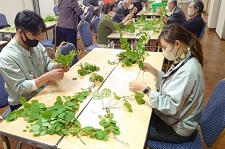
[129, 81, 148, 92]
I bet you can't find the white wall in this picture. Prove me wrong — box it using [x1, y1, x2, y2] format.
[38, 0, 55, 18]
[216, 0, 225, 39]
[207, 0, 221, 28]
[201, 0, 207, 11]
[0, 0, 33, 26]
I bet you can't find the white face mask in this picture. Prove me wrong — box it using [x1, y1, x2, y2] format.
[109, 11, 116, 18]
[162, 45, 179, 61]
[166, 6, 170, 11]
[128, 4, 133, 9]
[187, 8, 195, 17]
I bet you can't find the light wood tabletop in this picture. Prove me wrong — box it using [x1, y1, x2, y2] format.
[0, 21, 57, 39]
[137, 10, 160, 18]
[0, 48, 164, 149]
[57, 50, 164, 149]
[0, 40, 8, 46]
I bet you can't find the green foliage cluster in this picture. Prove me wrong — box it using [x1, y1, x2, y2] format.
[93, 88, 145, 112]
[6, 90, 90, 136]
[122, 15, 165, 34]
[43, 15, 58, 22]
[52, 50, 77, 67]
[89, 73, 104, 83]
[115, 24, 149, 68]
[77, 62, 100, 76]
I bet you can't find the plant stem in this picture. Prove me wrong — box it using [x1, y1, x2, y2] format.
[107, 100, 124, 109]
[136, 69, 141, 80]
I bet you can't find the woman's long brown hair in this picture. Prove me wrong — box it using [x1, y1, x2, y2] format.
[158, 23, 204, 67]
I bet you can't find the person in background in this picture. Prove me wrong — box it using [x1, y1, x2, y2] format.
[56, 0, 84, 63]
[182, 0, 204, 38]
[129, 23, 204, 143]
[97, 2, 133, 47]
[162, 0, 186, 25]
[0, 10, 69, 111]
[113, 0, 137, 23]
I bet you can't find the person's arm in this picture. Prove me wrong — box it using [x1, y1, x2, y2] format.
[115, 7, 126, 23]
[71, 0, 84, 16]
[148, 68, 196, 116]
[167, 9, 186, 24]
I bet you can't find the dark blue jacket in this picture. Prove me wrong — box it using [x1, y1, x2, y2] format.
[167, 6, 186, 25]
[182, 14, 204, 38]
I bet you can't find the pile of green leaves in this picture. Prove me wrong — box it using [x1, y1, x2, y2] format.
[43, 15, 58, 22]
[6, 89, 90, 136]
[52, 50, 77, 67]
[89, 73, 104, 83]
[77, 62, 100, 76]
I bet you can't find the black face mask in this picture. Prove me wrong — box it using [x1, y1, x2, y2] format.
[21, 32, 39, 47]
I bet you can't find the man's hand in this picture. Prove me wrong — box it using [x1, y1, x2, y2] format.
[162, 16, 168, 23]
[132, 7, 138, 14]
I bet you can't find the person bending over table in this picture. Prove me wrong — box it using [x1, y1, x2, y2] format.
[113, 0, 137, 23]
[97, 2, 133, 48]
[0, 10, 70, 112]
[182, 0, 204, 39]
[129, 23, 204, 143]
[162, 0, 186, 25]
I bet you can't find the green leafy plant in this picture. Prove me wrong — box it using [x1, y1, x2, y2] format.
[77, 62, 100, 76]
[89, 73, 104, 83]
[43, 15, 58, 22]
[52, 50, 77, 67]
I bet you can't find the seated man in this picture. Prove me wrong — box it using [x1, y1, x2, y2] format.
[113, 0, 137, 23]
[0, 10, 69, 111]
[182, 0, 204, 38]
[162, 0, 186, 25]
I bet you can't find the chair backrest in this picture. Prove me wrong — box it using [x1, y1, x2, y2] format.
[77, 20, 93, 47]
[91, 16, 100, 34]
[55, 41, 78, 66]
[53, 5, 59, 16]
[97, 2, 104, 17]
[83, 0, 91, 6]
[200, 79, 225, 148]
[85, 11, 93, 25]
[87, 5, 95, 16]
[0, 74, 9, 108]
[0, 13, 10, 29]
[199, 22, 207, 40]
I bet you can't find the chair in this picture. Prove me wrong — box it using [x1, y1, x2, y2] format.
[0, 13, 10, 29]
[77, 20, 98, 52]
[0, 74, 11, 119]
[55, 41, 79, 66]
[0, 13, 10, 41]
[83, 0, 91, 6]
[146, 79, 225, 149]
[53, 5, 59, 16]
[87, 5, 95, 16]
[199, 22, 207, 40]
[40, 24, 57, 59]
[84, 11, 93, 25]
[91, 16, 100, 40]
[97, 2, 104, 17]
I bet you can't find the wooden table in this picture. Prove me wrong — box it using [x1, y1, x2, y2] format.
[0, 21, 57, 39]
[137, 10, 160, 18]
[0, 48, 164, 149]
[57, 50, 164, 149]
[0, 41, 8, 47]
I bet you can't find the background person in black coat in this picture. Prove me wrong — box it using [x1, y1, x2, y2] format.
[182, 0, 204, 38]
[162, 0, 186, 25]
